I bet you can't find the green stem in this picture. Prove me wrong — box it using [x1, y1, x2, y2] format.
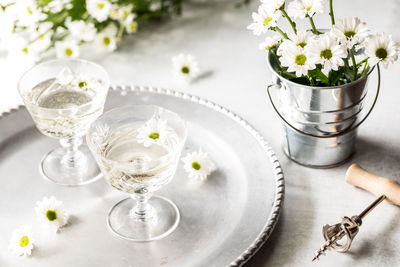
[361, 61, 368, 76]
[308, 76, 315, 86]
[329, 0, 335, 25]
[356, 57, 369, 67]
[117, 24, 125, 41]
[349, 49, 357, 81]
[271, 50, 282, 71]
[29, 28, 52, 44]
[281, 9, 297, 34]
[307, 15, 318, 34]
[272, 26, 289, 40]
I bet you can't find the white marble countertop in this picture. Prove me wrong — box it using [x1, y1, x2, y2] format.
[1, 0, 400, 266]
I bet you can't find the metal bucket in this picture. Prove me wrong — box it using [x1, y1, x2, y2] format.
[266, 52, 381, 168]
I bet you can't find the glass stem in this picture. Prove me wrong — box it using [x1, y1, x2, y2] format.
[130, 192, 154, 222]
[60, 137, 84, 168]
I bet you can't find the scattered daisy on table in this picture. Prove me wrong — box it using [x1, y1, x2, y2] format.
[35, 196, 69, 233]
[8, 225, 35, 256]
[172, 53, 201, 83]
[182, 148, 216, 181]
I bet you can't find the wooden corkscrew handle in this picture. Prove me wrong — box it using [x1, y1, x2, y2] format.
[345, 164, 400, 206]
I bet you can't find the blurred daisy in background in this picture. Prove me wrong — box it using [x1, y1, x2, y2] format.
[95, 24, 118, 52]
[86, 0, 112, 22]
[55, 39, 80, 59]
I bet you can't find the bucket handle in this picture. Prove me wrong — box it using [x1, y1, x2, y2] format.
[266, 64, 381, 139]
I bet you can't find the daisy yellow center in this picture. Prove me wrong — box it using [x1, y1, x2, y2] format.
[27, 7, 33, 15]
[97, 3, 104, 9]
[295, 54, 307, 65]
[320, 49, 333, 59]
[297, 42, 307, 48]
[130, 23, 137, 31]
[375, 48, 388, 59]
[264, 17, 273, 26]
[306, 6, 312, 11]
[123, 10, 129, 17]
[65, 48, 73, 57]
[78, 81, 87, 88]
[39, 34, 45, 40]
[148, 132, 159, 140]
[344, 30, 356, 39]
[22, 47, 28, 54]
[103, 37, 111, 45]
[19, 236, 29, 247]
[192, 161, 201, 170]
[181, 66, 190, 74]
[46, 209, 57, 221]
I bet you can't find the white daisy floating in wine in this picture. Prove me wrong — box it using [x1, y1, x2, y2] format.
[136, 117, 172, 148]
[182, 148, 216, 181]
[35, 196, 69, 233]
[8, 225, 35, 257]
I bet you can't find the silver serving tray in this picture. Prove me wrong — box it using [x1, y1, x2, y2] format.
[0, 85, 284, 267]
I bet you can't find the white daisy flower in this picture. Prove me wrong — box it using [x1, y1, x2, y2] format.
[172, 53, 201, 83]
[15, 0, 40, 26]
[247, 4, 281, 36]
[149, 2, 162, 11]
[55, 39, 80, 59]
[46, 0, 71, 13]
[109, 4, 119, 20]
[65, 18, 97, 42]
[7, 36, 39, 66]
[137, 118, 169, 147]
[74, 76, 91, 90]
[86, 0, 112, 22]
[288, 30, 315, 47]
[35, 196, 69, 233]
[279, 42, 316, 77]
[31, 22, 53, 53]
[181, 149, 216, 181]
[261, 0, 285, 12]
[8, 225, 35, 256]
[95, 24, 118, 52]
[259, 35, 282, 50]
[306, 33, 348, 75]
[331, 17, 370, 49]
[363, 32, 400, 69]
[120, 4, 133, 21]
[287, 0, 325, 19]
[124, 14, 138, 34]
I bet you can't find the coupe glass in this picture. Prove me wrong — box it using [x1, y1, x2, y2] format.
[18, 59, 110, 186]
[86, 105, 187, 241]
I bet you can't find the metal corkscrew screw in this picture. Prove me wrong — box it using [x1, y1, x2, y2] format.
[312, 195, 386, 262]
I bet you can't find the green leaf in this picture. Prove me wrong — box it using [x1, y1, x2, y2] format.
[308, 68, 329, 85]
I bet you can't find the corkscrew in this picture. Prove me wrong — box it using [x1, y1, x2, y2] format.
[312, 195, 385, 261]
[312, 164, 400, 262]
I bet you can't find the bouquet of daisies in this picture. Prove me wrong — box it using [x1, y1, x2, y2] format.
[248, 0, 400, 86]
[0, 0, 182, 64]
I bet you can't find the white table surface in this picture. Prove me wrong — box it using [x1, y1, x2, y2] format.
[1, 0, 400, 266]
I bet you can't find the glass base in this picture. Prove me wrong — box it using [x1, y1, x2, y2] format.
[107, 196, 180, 242]
[40, 144, 102, 186]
